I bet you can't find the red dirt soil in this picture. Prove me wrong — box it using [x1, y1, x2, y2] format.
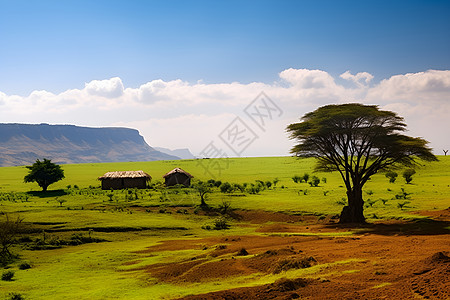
[130, 209, 450, 299]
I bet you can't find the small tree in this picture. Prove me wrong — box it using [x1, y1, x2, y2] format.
[403, 169, 416, 184]
[385, 171, 398, 183]
[193, 181, 212, 206]
[24, 159, 65, 192]
[0, 215, 22, 264]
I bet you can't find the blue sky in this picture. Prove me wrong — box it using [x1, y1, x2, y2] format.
[1, 0, 450, 156]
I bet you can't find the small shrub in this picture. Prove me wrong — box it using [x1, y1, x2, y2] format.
[381, 199, 389, 205]
[403, 169, 416, 184]
[19, 262, 31, 270]
[8, 293, 24, 300]
[308, 176, 320, 187]
[397, 201, 410, 210]
[292, 175, 302, 184]
[1, 270, 14, 281]
[220, 182, 233, 193]
[323, 190, 329, 196]
[236, 248, 249, 256]
[213, 217, 230, 230]
[321, 177, 327, 183]
[218, 200, 232, 214]
[385, 171, 398, 183]
[302, 173, 310, 183]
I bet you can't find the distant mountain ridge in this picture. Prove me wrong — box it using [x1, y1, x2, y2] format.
[0, 123, 180, 166]
[154, 147, 195, 160]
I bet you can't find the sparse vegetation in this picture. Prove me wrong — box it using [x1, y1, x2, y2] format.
[403, 169, 416, 184]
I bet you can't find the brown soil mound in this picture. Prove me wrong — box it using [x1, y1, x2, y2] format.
[127, 209, 450, 299]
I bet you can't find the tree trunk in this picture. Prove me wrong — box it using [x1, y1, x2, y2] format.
[339, 187, 365, 223]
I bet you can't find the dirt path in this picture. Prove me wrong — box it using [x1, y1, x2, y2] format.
[134, 209, 450, 299]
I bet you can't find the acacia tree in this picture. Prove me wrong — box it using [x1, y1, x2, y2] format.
[287, 103, 437, 223]
[24, 158, 65, 192]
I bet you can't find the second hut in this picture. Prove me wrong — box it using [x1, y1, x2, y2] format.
[163, 168, 193, 187]
[98, 170, 151, 190]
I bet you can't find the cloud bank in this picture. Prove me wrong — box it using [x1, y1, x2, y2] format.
[1, 68, 449, 156]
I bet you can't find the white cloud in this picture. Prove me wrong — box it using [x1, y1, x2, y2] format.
[0, 68, 449, 156]
[366, 70, 450, 102]
[340, 70, 374, 87]
[85, 77, 124, 98]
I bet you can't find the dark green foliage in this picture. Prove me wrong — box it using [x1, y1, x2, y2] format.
[403, 168, 416, 184]
[233, 183, 245, 193]
[385, 171, 398, 183]
[19, 262, 31, 270]
[272, 178, 280, 187]
[308, 176, 320, 187]
[287, 103, 437, 223]
[1, 270, 14, 281]
[265, 181, 272, 189]
[395, 188, 411, 199]
[292, 175, 302, 184]
[302, 173, 310, 183]
[213, 217, 230, 230]
[24, 159, 65, 192]
[8, 293, 25, 300]
[220, 182, 233, 193]
[397, 201, 410, 210]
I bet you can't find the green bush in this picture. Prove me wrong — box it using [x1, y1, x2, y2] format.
[385, 171, 398, 183]
[213, 217, 230, 230]
[403, 169, 416, 184]
[308, 176, 320, 187]
[1, 270, 14, 281]
[19, 262, 31, 270]
[220, 182, 233, 193]
[8, 293, 24, 300]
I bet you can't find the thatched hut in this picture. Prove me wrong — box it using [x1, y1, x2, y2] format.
[163, 168, 193, 187]
[98, 170, 151, 190]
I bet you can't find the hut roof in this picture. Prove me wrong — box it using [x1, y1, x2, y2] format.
[163, 168, 194, 178]
[98, 170, 152, 180]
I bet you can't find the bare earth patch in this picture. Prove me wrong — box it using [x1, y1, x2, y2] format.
[129, 209, 450, 299]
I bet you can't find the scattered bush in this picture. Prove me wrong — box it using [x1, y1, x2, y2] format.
[403, 169, 416, 184]
[397, 201, 410, 210]
[385, 171, 398, 183]
[292, 175, 302, 184]
[1, 270, 14, 281]
[213, 217, 230, 230]
[19, 262, 31, 270]
[218, 201, 232, 214]
[308, 176, 320, 187]
[8, 293, 25, 300]
[220, 182, 233, 193]
[236, 248, 249, 256]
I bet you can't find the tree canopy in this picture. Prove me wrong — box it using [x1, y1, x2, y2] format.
[24, 158, 65, 192]
[287, 103, 437, 223]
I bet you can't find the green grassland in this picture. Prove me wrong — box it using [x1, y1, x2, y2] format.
[0, 156, 449, 299]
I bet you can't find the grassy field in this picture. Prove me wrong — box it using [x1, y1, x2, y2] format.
[0, 156, 449, 299]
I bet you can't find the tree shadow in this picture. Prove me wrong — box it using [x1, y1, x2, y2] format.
[26, 189, 68, 198]
[326, 217, 450, 236]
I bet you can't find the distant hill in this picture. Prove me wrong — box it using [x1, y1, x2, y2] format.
[0, 123, 180, 167]
[154, 147, 195, 160]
